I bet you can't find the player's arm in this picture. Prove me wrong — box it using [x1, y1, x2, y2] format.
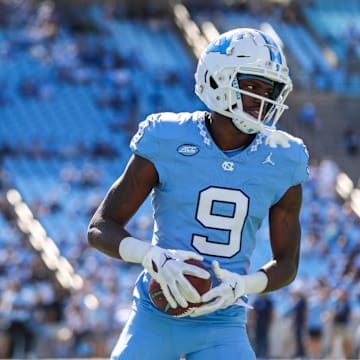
[190, 184, 303, 317]
[261, 183, 303, 291]
[88, 154, 158, 258]
[88, 154, 210, 308]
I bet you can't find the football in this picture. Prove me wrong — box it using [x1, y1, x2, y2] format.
[149, 259, 212, 317]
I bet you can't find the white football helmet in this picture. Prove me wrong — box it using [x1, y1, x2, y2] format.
[195, 28, 293, 134]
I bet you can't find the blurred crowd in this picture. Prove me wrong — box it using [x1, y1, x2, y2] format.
[0, 1, 360, 359]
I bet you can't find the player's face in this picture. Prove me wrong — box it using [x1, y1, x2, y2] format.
[238, 78, 274, 120]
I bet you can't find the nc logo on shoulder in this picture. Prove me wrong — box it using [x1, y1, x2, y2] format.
[177, 144, 200, 156]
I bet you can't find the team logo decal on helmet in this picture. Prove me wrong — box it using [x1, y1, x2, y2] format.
[195, 28, 293, 134]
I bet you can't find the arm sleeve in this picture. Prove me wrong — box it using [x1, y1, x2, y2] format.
[292, 142, 310, 186]
[130, 114, 161, 162]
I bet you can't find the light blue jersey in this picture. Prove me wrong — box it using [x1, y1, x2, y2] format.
[111, 111, 309, 359]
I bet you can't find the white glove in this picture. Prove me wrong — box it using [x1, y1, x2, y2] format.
[190, 261, 268, 317]
[143, 246, 210, 308]
[119, 237, 210, 309]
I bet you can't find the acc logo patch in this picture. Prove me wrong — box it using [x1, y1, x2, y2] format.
[177, 144, 200, 156]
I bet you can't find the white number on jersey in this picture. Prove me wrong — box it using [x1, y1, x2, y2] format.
[192, 186, 249, 258]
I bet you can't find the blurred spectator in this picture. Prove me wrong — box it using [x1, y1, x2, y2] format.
[343, 127, 359, 156]
[18, 76, 55, 101]
[63, 65, 94, 86]
[91, 140, 117, 159]
[329, 288, 352, 358]
[252, 293, 273, 359]
[343, 20, 360, 58]
[317, 159, 340, 200]
[60, 163, 81, 188]
[79, 163, 102, 188]
[0, 141, 15, 158]
[298, 101, 321, 130]
[30, 191, 62, 218]
[286, 286, 307, 358]
[19, 77, 41, 98]
[1, 280, 36, 359]
[305, 284, 331, 358]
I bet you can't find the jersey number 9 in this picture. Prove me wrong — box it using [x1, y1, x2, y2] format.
[192, 186, 249, 258]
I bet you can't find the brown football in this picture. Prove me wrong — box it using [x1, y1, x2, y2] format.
[148, 259, 212, 317]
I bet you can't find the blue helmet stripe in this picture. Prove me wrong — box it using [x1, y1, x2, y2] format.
[258, 32, 283, 64]
[207, 34, 233, 55]
[207, 31, 245, 55]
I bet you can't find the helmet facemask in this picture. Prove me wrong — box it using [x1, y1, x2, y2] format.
[227, 71, 291, 134]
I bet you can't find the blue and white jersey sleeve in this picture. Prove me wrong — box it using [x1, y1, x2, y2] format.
[129, 112, 196, 184]
[130, 113, 161, 162]
[291, 140, 309, 186]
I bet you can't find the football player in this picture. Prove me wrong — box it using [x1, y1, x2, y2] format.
[88, 28, 309, 360]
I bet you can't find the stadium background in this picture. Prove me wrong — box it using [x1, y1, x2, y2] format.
[0, 0, 360, 358]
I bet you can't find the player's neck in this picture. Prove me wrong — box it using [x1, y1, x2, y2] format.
[206, 112, 255, 151]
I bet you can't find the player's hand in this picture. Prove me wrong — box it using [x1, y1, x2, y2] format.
[142, 246, 210, 309]
[190, 260, 246, 317]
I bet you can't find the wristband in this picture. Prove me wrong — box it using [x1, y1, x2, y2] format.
[118, 236, 152, 263]
[242, 270, 268, 294]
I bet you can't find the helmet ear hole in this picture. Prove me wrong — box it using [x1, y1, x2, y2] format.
[210, 76, 218, 89]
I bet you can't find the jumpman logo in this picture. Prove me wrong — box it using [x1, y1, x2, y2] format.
[262, 152, 275, 166]
[229, 282, 238, 298]
[161, 253, 175, 268]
